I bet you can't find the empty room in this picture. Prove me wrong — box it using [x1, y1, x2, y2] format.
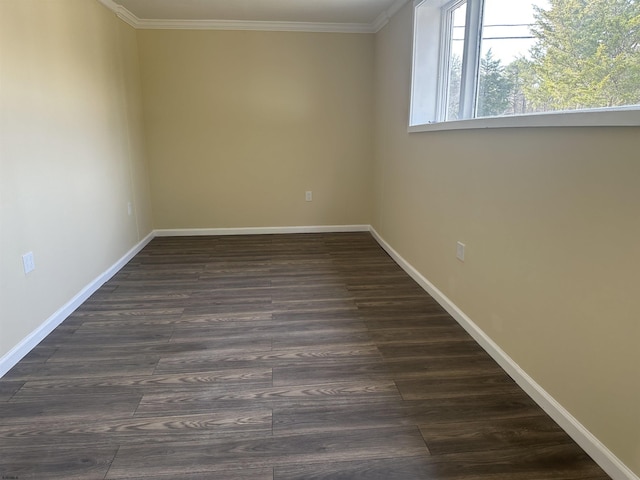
[0, 0, 638, 478]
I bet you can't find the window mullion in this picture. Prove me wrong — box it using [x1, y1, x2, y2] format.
[458, 0, 483, 119]
[436, 6, 454, 121]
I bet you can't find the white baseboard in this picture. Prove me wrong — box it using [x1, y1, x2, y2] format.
[0, 225, 366, 377]
[2, 224, 636, 480]
[369, 226, 638, 480]
[0, 232, 155, 379]
[154, 225, 370, 237]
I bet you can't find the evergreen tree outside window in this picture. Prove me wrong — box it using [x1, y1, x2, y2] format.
[410, 0, 640, 127]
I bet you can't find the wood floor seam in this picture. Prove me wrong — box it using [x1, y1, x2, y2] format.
[0, 233, 611, 480]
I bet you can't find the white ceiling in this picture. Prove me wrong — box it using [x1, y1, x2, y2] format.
[105, 0, 407, 32]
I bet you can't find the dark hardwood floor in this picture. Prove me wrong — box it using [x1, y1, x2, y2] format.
[0, 233, 610, 479]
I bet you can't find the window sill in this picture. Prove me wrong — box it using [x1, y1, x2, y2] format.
[408, 107, 640, 133]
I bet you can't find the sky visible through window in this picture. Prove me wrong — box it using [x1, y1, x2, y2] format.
[413, 0, 640, 125]
[453, 0, 550, 62]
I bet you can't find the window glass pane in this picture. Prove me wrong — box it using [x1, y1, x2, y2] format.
[410, 0, 640, 128]
[477, 0, 548, 117]
[445, 2, 466, 121]
[477, 0, 640, 118]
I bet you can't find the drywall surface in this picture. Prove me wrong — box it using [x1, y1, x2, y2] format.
[0, 0, 153, 359]
[137, 29, 374, 229]
[373, 3, 640, 476]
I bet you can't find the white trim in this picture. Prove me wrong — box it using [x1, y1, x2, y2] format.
[458, 0, 483, 120]
[409, 106, 640, 132]
[113, 4, 140, 28]
[408, 0, 640, 131]
[96, 0, 374, 33]
[0, 232, 154, 379]
[387, 0, 412, 21]
[1, 225, 367, 378]
[154, 225, 370, 237]
[96, 0, 409, 33]
[2, 221, 636, 480]
[96, 0, 138, 28]
[96, 0, 119, 12]
[369, 226, 639, 480]
[372, 0, 411, 32]
[133, 19, 375, 34]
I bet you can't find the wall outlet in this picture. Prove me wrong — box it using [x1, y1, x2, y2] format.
[456, 242, 465, 262]
[127, 202, 133, 216]
[305, 191, 313, 202]
[22, 252, 35, 274]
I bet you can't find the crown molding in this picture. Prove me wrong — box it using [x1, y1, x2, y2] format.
[134, 19, 376, 33]
[96, 0, 409, 34]
[96, 0, 138, 28]
[372, 0, 410, 32]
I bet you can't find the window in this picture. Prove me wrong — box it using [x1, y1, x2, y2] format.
[441, 1, 467, 121]
[410, 0, 640, 129]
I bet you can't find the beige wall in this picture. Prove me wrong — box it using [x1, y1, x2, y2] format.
[0, 0, 153, 358]
[1, 0, 638, 475]
[137, 29, 374, 229]
[373, 3, 640, 476]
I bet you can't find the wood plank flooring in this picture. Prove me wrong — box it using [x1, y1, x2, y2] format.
[0, 233, 610, 479]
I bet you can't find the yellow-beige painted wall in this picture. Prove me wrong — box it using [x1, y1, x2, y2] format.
[137, 29, 374, 229]
[1, 0, 638, 475]
[0, 0, 153, 358]
[373, 3, 640, 475]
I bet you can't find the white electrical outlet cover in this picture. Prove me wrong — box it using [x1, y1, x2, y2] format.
[22, 252, 35, 274]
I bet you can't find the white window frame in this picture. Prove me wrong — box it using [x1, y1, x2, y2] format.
[457, 0, 481, 120]
[409, 0, 640, 132]
[435, 0, 466, 121]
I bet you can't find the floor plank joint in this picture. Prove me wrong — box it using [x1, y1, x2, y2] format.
[0, 233, 610, 479]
